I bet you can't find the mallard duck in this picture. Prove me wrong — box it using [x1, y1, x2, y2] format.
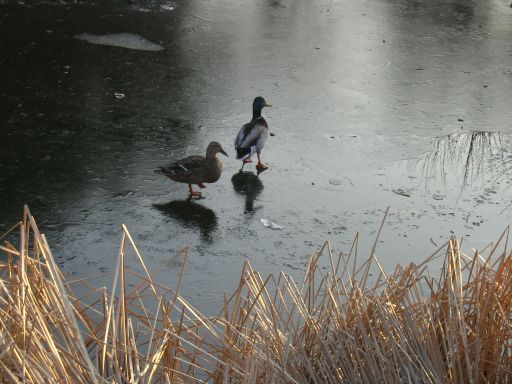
[156, 141, 228, 198]
[234, 96, 272, 172]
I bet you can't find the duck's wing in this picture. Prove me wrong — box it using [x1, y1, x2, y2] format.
[234, 122, 251, 149]
[234, 121, 268, 149]
[157, 155, 206, 177]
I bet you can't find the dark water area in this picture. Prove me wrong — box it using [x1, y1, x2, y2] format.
[1, 0, 512, 313]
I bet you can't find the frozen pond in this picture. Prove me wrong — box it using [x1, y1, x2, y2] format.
[1, 0, 512, 313]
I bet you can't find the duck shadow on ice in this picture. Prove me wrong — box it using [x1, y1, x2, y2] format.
[153, 200, 217, 241]
[231, 171, 264, 213]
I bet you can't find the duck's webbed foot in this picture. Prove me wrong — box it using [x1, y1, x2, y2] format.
[256, 153, 268, 173]
[188, 191, 203, 199]
[240, 158, 253, 172]
[256, 162, 268, 173]
[188, 184, 203, 198]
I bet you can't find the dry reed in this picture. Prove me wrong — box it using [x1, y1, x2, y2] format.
[1, 206, 512, 383]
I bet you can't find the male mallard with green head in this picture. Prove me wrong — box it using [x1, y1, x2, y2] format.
[156, 141, 228, 198]
[234, 96, 272, 172]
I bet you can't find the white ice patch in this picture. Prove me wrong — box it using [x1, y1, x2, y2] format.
[261, 218, 282, 230]
[130, 0, 177, 12]
[74, 33, 164, 51]
[160, 1, 176, 11]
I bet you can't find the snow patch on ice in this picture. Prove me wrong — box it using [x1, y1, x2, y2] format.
[74, 33, 164, 51]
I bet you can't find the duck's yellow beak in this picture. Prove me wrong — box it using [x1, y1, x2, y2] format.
[264, 102, 272, 107]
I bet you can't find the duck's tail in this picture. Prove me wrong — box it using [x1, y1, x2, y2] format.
[236, 146, 257, 160]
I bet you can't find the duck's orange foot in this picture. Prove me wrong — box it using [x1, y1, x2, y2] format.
[256, 162, 268, 172]
[243, 158, 253, 164]
[188, 191, 203, 199]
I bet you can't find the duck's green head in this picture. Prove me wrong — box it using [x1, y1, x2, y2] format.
[253, 96, 271, 117]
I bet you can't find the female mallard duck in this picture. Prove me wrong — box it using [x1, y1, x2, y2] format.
[156, 141, 228, 198]
[234, 96, 272, 172]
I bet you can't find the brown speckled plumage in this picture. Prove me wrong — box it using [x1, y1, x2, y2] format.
[156, 141, 228, 197]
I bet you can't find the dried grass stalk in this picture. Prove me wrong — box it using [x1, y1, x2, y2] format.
[1, 206, 511, 383]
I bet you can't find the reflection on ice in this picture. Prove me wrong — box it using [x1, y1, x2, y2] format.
[231, 172, 264, 213]
[74, 33, 164, 51]
[410, 131, 512, 188]
[153, 200, 218, 241]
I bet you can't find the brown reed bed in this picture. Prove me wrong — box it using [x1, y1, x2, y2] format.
[1, 206, 512, 383]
